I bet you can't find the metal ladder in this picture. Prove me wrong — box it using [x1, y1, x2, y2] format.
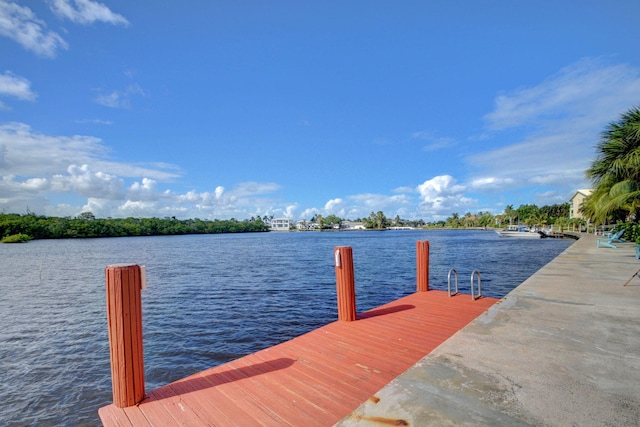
[448, 269, 482, 300]
[447, 268, 459, 297]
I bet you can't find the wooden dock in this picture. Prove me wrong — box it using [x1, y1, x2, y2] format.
[99, 290, 497, 426]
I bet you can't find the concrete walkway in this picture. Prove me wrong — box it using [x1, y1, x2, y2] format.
[336, 233, 640, 426]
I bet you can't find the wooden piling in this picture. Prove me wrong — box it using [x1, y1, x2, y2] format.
[416, 240, 430, 292]
[334, 246, 356, 321]
[105, 264, 145, 407]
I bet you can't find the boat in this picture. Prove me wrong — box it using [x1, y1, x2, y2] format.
[495, 225, 543, 238]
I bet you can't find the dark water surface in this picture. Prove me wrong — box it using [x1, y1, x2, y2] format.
[0, 230, 573, 426]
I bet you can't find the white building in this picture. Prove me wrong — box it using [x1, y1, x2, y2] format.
[296, 221, 319, 231]
[569, 189, 592, 220]
[270, 218, 290, 231]
[340, 221, 366, 230]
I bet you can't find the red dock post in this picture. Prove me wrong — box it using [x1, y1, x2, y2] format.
[105, 264, 145, 408]
[334, 246, 356, 321]
[416, 240, 430, 292]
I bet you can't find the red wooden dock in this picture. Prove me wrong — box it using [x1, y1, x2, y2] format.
[99, 290, 497, 426]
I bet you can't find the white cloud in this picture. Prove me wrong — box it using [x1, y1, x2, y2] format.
[0, 122, 179, 180]
[1, 165, 288, 219]
[95, 84, 144, 109]
[114, 199, 166, 218]
[230, 181, 281, 197]
[324, 198, 344, 212]
[416, 175, 475, 216]
[130, 182, 284, 219]
[411, 131, 456, 152]
[534, 190, 567, 207]
[296, 191, 419, 221]
[0, 124, 284, 221]
[83, 197, 119, 218]
[469, 131, 591, 186]
[392, 185, 414, 194]
[300, 207, 319, 220]
[0, 174, 50, 212]
[0, 0, 68, 57]
[44, 203, 76, 217]
[173, 190, 197, 204]
[484, 58, 640, 131]
[47, 0, 129, 26]
[0, 71, 37, 101]
[127, 178, 159, 202]
[21, 177, 49, 191]
[1, 175, 48, 193]
[0, 123, 195, 216]
[349, 193, 412, 210]
[283, 204, 297, 219]
[470, 58, 640, 194]
[470, 177, 515, 191]
[95, 92, 125, 108]
[298, 192, 414, 220]
[75, 118, 113, 125]
[52, 164, 124, 199]
[214, 186, 224, 199]
[417, 175, 465, 203]
[0, 122, 106, 176]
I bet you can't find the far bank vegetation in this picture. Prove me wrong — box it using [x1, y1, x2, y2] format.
[307, 203, 573, 231]
[0, 212, 269, 242]
[1, 202, 573, 242]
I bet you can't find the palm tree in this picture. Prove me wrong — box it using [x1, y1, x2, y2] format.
[374, 211, 387, 229]
[504, 205, 516, 225]
[365, 211, 388, 230]
[446, 213, 460, 228]
[585, 106, 640, 222]
[525, 211, 548, 229]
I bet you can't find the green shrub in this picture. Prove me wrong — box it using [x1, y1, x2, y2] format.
[1, 233, 32, 243]
[614, 222, 640, 243]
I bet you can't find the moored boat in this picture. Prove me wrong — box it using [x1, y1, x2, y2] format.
[496, 225, 543, 238]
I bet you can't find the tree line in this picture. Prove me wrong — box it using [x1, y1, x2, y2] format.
[441, 203, 574, 229]
[0, 202, 579, 242]
[0, 203, 579, 242]
[309, 212, 425, 230]
[0, 212, 269, 241]
[307, 204, 572, 231]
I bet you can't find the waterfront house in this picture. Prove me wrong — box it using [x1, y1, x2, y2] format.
[270, 218, 290, 231]
[569, 189, 592, 220]
[340, 221, 366, 230]
[295, 220, 320, 231]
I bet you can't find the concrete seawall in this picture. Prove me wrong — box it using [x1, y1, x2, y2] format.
[337, 233, 640, 426]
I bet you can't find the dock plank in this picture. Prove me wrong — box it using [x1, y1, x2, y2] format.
[222, 358, 333, 426]
[100, 290, 497, 426]
[232, 355, 356, 415]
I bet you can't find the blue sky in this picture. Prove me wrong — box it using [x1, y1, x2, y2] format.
[1, 1, 640, 221]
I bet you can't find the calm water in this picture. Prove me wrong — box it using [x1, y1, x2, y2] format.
[0, 230, 573, 426]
